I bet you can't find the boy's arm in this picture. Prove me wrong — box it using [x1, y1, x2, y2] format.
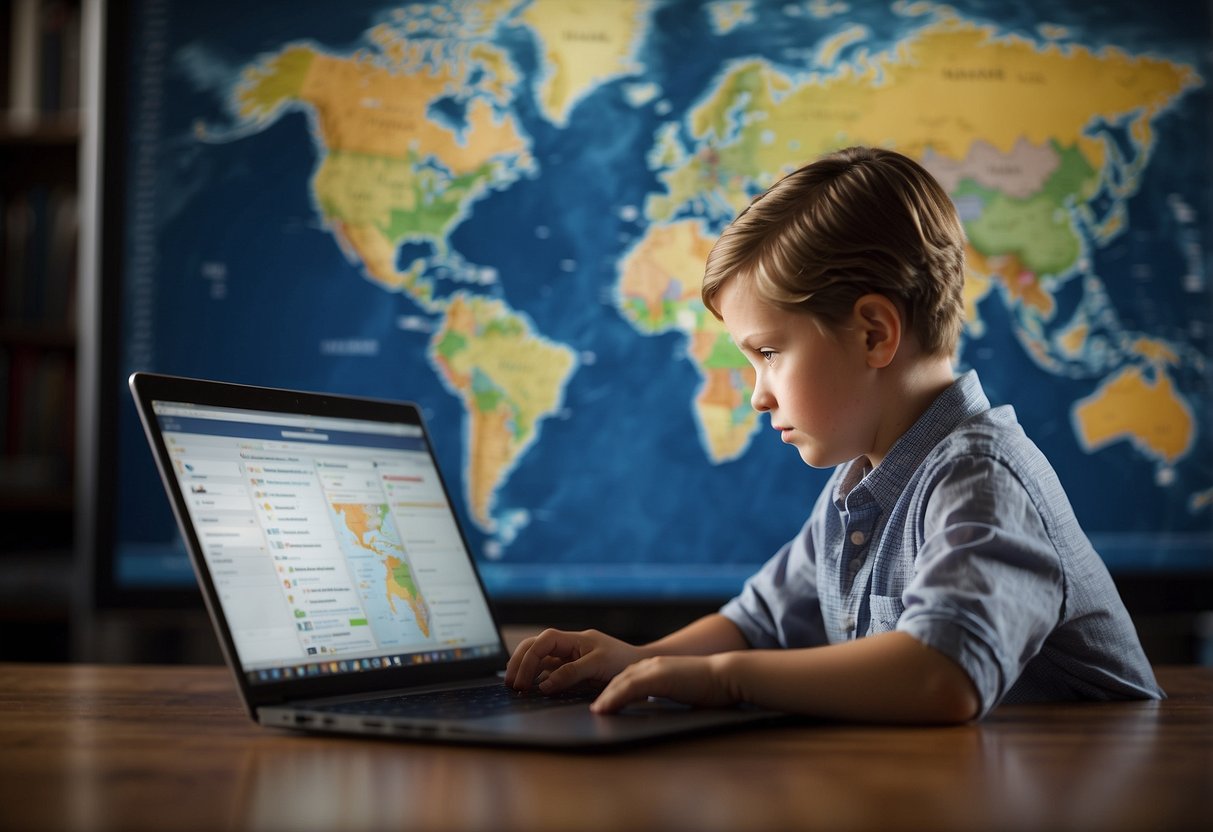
[642, 612, 751, 656]
[591, 631, 980, 724]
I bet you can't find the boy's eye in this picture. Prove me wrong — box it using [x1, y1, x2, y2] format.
[758, 349, 777, 364]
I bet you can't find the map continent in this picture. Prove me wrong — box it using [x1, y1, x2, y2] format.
[332, 502, 432, 643]
[431, 293, 577, 528]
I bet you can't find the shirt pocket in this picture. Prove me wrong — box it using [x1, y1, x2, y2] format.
[867, 594, 905, 635]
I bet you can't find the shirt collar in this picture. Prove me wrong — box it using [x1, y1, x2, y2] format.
[834, 370, 991, 512]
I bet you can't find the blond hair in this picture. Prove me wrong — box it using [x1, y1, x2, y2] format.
[702, 146, 966, 356]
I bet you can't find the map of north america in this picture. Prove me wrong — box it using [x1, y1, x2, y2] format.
[332, 502, 433, 644]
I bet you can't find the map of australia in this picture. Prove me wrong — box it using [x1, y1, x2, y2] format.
[153, 0, 1210, 588]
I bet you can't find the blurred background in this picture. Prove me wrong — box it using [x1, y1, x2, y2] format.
[2, 0, 1211, 667]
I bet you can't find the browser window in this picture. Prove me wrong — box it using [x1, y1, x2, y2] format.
[152, 401, 500, 682]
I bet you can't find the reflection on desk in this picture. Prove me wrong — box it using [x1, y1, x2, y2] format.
[0, 663, 1209, 831]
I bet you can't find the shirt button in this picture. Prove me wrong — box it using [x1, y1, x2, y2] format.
[841, 616, 856, 632]
[849, 530, 866, 546]
[849, 557, 863, 571]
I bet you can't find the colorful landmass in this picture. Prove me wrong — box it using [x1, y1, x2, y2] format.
[618, 220, 758, 461]
[1072, 365, 1194, 466]
[334, 503, 431, 638]
[384, 554, 432, 638]
[708, 1, 756, 35]
[430, 293, 577, 527]
[521, 0, 651, 126]
[816, 25, 868, 66]
[662, 17, 1197, 207]
[1190, 489, 1213, 513]
[233, 35, 531, 309]
[621, 11, 1200, 467]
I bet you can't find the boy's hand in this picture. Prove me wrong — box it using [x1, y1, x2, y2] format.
[589, 654, 740, 713]
[504, 629, 643, 692]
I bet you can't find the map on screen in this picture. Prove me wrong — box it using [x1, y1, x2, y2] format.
[114, 0, 1212, 596]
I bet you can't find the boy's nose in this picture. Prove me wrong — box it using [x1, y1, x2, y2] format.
[751, 379, 773, 412]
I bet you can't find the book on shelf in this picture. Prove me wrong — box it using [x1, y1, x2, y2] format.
[1, 344, 74, 492]
[0, 0, 80, 509]
[5, 0, 81, 126]
[1, 185, 78, 327]
[0, 182, 77, 496]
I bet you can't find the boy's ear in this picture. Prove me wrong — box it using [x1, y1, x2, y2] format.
[852, 294, 902, 369]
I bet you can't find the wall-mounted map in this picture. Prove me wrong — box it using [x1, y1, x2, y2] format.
[115, 0, 1212, 595]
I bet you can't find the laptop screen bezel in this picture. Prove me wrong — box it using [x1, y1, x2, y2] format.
[128, 372, 511, 713]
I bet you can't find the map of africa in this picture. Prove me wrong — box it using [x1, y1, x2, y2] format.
[117, 0, 1212, 597]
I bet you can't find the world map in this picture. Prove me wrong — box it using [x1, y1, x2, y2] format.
[119, 0, 1212, 597]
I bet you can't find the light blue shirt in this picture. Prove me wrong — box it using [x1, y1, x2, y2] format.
[721, 370, 1163, 717]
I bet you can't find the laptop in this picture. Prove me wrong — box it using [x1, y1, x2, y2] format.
[129, 372, 781, 748]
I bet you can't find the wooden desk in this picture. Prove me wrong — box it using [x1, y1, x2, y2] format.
[0, 664, 1209, 832]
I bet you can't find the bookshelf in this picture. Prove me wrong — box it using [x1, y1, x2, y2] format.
[0, 0, 82, 660]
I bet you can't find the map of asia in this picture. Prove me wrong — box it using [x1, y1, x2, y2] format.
[120, 0, 1212, 599]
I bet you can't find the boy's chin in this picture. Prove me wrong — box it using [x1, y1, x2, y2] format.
[791, 443, 842, 469]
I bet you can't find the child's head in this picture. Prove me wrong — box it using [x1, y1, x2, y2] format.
[702, 146, 966, 357]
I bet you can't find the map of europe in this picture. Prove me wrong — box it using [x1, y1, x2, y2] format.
[120, 0, 1212, 597]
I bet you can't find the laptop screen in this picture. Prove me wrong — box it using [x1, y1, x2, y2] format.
[149, 398, 501, 685]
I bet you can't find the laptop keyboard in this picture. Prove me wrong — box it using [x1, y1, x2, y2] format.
[311, 683, 598, 721]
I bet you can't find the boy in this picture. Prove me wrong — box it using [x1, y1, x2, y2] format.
[505, 146, 1162, 722]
